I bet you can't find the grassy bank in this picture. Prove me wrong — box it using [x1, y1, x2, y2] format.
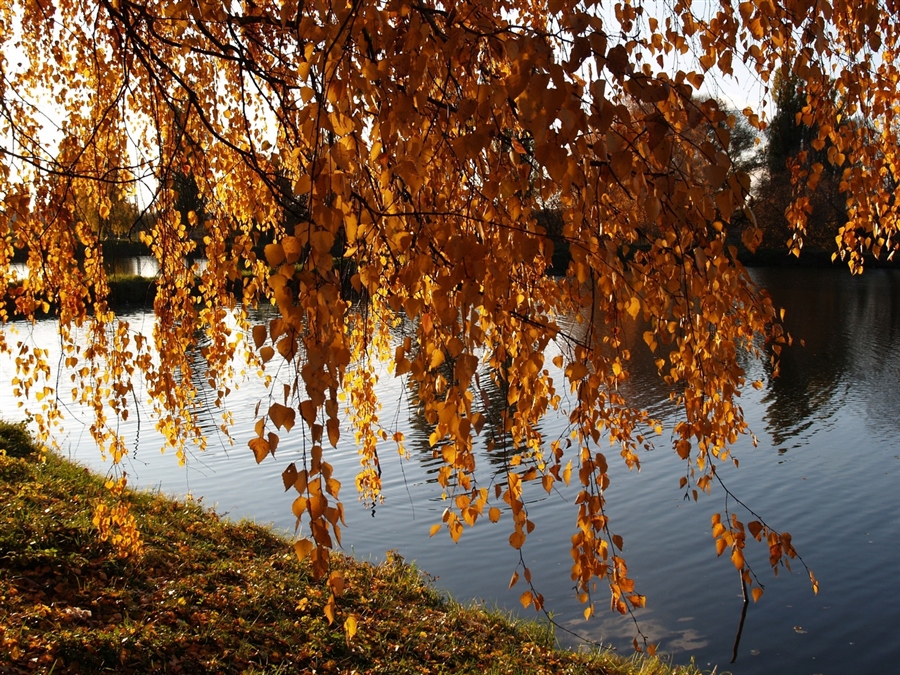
[0, 432, 706, 675]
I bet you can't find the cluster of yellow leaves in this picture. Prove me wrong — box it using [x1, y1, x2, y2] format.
[3, 0, 896, 624]
[92, 477, 144, 558]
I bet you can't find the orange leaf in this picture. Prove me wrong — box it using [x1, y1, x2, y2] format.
[328, 571, 346, 597]
[282, 462, 298, 491]
[294, 538, 314, 561]
[748, 520, 764, 541]
[519, 590, 533, 609]
[248, 437, 270, 464]
[326, 417, 340, 448]
[252, 324, 267, 349]
[268, 403, 295, 431]
[715, 537, 728, 556]
[264, 243, 285, 267]
[541, 474, 553, 493]
[625, 296, 641, 319]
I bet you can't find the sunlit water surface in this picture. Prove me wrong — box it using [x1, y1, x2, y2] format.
[2, 267, 898, 674]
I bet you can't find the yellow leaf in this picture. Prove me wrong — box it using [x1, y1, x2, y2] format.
[488, 507, 501, 523]
[715, 537, 728, 556]
[541, 474, 553, 493]
[429, 523, 441, 537]
[264, 243, 285, 267]
[509, 530, 526, 549]
[626, 296, 641, 319]
[344, 614, 358, 640]
[292, 496, 308, 520]
[429, 348, 445, 370]
[751, 587, 763, 603]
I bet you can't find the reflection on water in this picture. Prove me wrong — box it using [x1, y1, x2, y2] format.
[12, 256, 206, 280]
[1, 268, 899, 675]
[106, 256, 160, 277]
[753, 268, 900, 449]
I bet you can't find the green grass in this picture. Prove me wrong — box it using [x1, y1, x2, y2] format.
[0, 448, 708, 675]
[0, 420, 40, 458]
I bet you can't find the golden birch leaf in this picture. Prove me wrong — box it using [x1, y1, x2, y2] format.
[294, 538, 314, 562]
[626, 296, 641, 320]
[252, 325, 267, 349]
[264, 244, 285, 267]
[326, 417, 340, 448]
[344, 615, 358, 641]
[248, 437, 270, 464]
[328, 571, 346, 598]
[519, 590, 533, 609]
[268, 403, 295, 431]
[715, 537, 728, 556]
[323, 596, 335, 626]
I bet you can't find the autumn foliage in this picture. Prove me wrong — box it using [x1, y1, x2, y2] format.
[2, 0, 894, 627]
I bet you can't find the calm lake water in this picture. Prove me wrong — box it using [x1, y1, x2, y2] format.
[2, 266, 899, 674]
